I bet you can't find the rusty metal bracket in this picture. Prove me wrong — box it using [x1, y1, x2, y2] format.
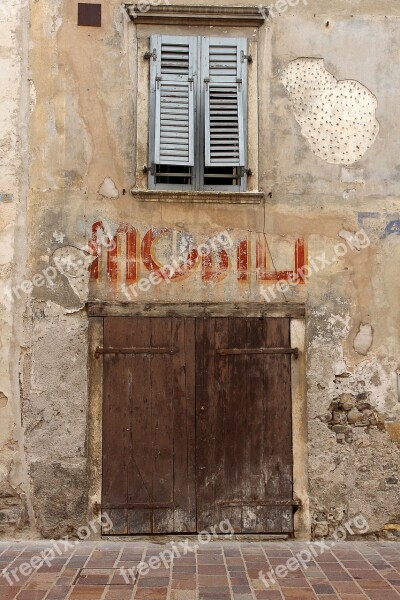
[217, 347, 299, 358]
[144, 48, 157, 61]
[240, 50, 253, 63]
[143, 163, 156, 175]
[100, 502, 174, 510]
[217, 499, 301, 507]
[95, 347, 178, 358]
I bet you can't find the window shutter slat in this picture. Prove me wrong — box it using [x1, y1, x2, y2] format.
[151, 35, 195, 167]
[203, 37, 247, 168]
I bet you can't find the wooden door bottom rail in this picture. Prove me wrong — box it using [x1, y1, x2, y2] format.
[95, 347, 178, 358]
[217, 347, 299, 358]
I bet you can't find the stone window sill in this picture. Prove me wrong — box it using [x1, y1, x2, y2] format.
[130, 190, 265, 204]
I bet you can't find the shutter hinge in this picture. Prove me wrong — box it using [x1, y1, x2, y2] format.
[204, 77, 210, 89]
[188, 77, 194, 90]
[143, 163, 156, 176]
[144, 49, 157, 61]
[238, 167, 252, 178]
[241, 51, 253, 63]
[236, 78, 242, 90]
[155, 76, 161, 89]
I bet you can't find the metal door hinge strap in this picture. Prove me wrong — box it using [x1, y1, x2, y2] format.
[99, 503, 174, 509]
[217, 347, 299, 358]
[95, 347, 178, 358]
[217, 499, 301, 507]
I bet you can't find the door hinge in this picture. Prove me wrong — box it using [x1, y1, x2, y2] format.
[237, 167, 252, 178]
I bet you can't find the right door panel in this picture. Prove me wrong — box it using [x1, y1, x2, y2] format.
[195, 317, 294, 533]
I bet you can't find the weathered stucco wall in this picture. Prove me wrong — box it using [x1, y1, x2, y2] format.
[268, 7, 400, 538]
[0, 0, 33, 537]
[0, 0, 399, 538]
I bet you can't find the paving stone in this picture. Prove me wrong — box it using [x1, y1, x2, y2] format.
[0, 541, 397, 599]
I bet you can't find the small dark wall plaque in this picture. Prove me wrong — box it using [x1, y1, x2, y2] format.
[78, 3, 102, 27]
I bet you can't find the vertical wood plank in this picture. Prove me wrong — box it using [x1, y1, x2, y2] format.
[195, 318, 215, 531]
[128, 318, 153, 534]
[263, 317, 293, 533]
[151, 317, 174, 533]
[88, 317, 103, 529]
[223, 317, 247, 532]
[172, 318, 196, 532]
[103, 318, 130, 534]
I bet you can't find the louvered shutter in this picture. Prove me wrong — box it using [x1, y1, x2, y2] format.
[203, 37, 247, 168]
[151, 35, 195, 166]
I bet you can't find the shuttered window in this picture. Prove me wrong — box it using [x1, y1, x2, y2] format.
[203, 38, 246, 170]
[152, 36, 195, 168]
[148, 35, 248, 191]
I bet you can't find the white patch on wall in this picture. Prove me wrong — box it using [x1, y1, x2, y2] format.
[341, 167, 364, 184]
[29, 79, 36, 113]
[342, 189, 356, 200]
[338, 229, 363, 251]
[0, 224, 14, 266]
[98, 177, 119, 200]
[328, 314, 351, 337]
[52, 231, 65, 244]
[353, 323, 373, 356]
[43, 0, 63, 37]
[52, 246, 95, 304]
[280, 59, 379, 165]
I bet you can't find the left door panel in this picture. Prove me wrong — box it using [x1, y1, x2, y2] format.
[102, 317, 196, 534]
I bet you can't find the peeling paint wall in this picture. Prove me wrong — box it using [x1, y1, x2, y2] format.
[1, 0, 400, 539]
[0, 0, 33, 537]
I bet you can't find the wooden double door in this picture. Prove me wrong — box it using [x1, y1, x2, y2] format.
[102, 317, 294, 535]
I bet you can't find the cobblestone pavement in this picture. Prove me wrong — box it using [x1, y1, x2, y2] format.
[0, 540, 400, 600]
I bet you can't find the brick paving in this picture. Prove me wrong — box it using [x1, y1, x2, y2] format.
[0, 540, 400, 599]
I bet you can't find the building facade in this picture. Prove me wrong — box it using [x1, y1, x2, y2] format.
[0, 0, 400, 539]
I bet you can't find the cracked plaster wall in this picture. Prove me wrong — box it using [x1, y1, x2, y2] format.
[0, 0, 400, 538]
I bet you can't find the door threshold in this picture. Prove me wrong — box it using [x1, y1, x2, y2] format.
[101, 534, 290, 542]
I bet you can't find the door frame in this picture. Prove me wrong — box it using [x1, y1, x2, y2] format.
[87, 302, 310, 539]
